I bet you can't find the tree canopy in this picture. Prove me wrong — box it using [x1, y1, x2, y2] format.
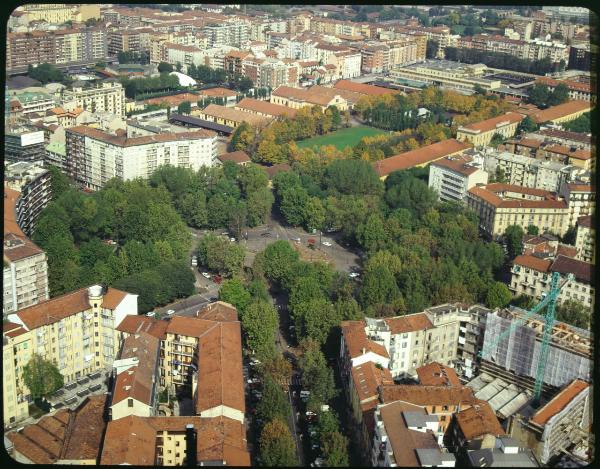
[23, 354, 64, 399]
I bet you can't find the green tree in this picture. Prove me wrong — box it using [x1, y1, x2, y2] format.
[555, 299, 591, 329]
[46, 165, 72, 200]
[262, 241, 300, 288]
[242, 300, 279, 360]
[356, 214, 390, 253]
[321, 431, 349, 467]
[293, 298, 339, 345]
[177, 100, 192, 115]
[219, 278, 251, 313]
[229, 122, 255, 152]
[527, 225, 539, 235]
[485, 282, 512, 309]
[473, 84, 486, 95]
[256, 375, 290, 423]
[158, 62, 174, 73]
[489, 133, 505, 148]
[261, 355, 293, 385]
[298, 339, 337, 406]
[504, 225, 524, 259]
[517, 115, 538, 134]
[22, 354, 64, 399]
[303, 197, 326, 232]
[528, 83, 551, 108]
[359, 265, 400, 309]
[259, 419, 298, 467]
[548, 83, 570, 106]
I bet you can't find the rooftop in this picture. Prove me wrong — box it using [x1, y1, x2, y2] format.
[530, 379, 589, 426]
[333, 79, 398, 96]
[11, 287, 129, 330]
[236, 97, 298, 118]
[341, 320, 389, 360]
[373, 139, 471, 177]
[217, 150, 251, 165]
[351, 361, 393, 410]
[67, 125, 215, 147]
[381, 384, 477, 407]
[417, 362, 462, 387]
[431, 154, 481, 176]
[455, 401, 506, 440]
[199, 104, 272, 126]
[530, 100, 590, 124]
[385, 313, 434, 334]
[459, 112, 524, 134]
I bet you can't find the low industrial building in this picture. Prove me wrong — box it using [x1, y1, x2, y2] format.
[456, 112, 524, 148]
[373, 139, 471, 180]
[529, 100, 591, 125]
[195, 103, 272, 128]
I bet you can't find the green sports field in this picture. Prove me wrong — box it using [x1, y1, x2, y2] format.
[296, 126, 387, 151]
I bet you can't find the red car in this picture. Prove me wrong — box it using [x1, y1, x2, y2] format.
[213, 275, 222, 284]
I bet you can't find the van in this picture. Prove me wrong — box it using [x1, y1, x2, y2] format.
[300, 390, 311, 398]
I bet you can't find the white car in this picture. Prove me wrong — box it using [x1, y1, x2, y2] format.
[146, 312, 155, 317]
[166, 309, 175, 315]
[322, 241, 332, 247]
[201, 272, 211, 279]
[230, 237, 236, 242]
[349, 272, 360, 278]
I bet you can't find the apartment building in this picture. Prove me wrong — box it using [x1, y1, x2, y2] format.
[387, 37, 420, 68]
[203, 22, 249, 48]
[3, 285, 138, 426]
[510, 254, 594, 309]
[65, 125, 217, 191]
[373, 139, 472, 180]
[17, 4, 101, 24]
[429, 154, 489, 203]
[396, 24, 455, 59]
[3, 322, 34, 426]
[482, 149, 571, 193]
[390, 60, 502, 94]
[535, 77, 594, 103]
[509, 379, 591, 465]
[559, 183, 595, 228]
[459, 34, 569, 64]
[4, 161, 52, 237]
[360, 43, 390, 74]
[329, 50, 362, 79]
[371, 400, 456, 467]
[575, 215, 595, 264]
[10, 90, 56, 116]
[7, 28, 108, 73]
[101, 415, 250, 465]
[110, 331, 160, 421]
[5, 125, 46, 163]
[456, 112, 524, 148]
[62, 81, 126, 117]
[481, 307, 592, 396]
[108, 29, 143, 55]
[466, 183, 569, 238]
[163, 43, 205, 73]
[3, 189, 49, 317]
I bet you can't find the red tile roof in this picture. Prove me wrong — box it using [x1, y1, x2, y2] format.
[352, 361, 393, 406]
[416, 362, 462, 387]
[341, 320, 390, 360]
[577, 215, 593, 228]
[4, 187, 25, 237]
[551, 255, 593, 284]
[217, 150, 251, 165]
[14, 287, 129, 330]
[67, 125, 215, 146]
[385, 313, 434, 334]
[199, 87, 238, 98]
[115, 315, 169, 339]
[236, 97, 298, 118]
[459, 112, 524, 134]
[531, 379, 589, 426]
[431, 155, 481, 176]
[513, 255, 553, 273]
[373, 139, 471, 177]
[3, 232, 44, 263]
[333, 79, 398, 96]
[455, 400, 506, 440]
[381, 384, 476, 407]
[531, 100, 591, 124]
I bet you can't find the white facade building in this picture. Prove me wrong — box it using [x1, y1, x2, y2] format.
[65, 126, 217, 191]
[62, 81, 126, 117]
[429, 154, 489, 203]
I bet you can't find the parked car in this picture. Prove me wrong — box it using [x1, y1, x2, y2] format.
[146, 312, 155, 317]
[230, 237, 236, 242]
[349, 272, 360, 278]
[166, 309, 175, 315]
[322, 241, 332, 247]
[306, 411, 317, 417]
[300, 390, 311, 398]
[201, 272, 211, 279]
[260, 232, 271, 237]
[291, 236, 301, 242]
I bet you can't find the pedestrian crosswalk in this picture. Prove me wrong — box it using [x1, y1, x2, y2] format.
[278, 375, 302, 387]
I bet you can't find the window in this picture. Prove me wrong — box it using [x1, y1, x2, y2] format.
[128, 398, 133, 407]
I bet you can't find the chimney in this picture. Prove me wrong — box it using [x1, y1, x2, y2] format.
[185, 423, 197, 467]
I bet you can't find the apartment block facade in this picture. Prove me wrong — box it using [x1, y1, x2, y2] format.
[482, 150, 571, 193]
[3, 285, 138, 426]
[62, 82, 126, 117]
[65, 125, 217, 191]
[429, 155, 489, 203]
[7, 28, 108, 73]
[467, 183, 570, 238]
[203, 22, 250, 48]
[456, 112, 524, 148]
[510, 254, 594, 309]
[575, 215, 595, 264]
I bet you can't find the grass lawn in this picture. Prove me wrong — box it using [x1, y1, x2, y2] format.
[296, 126, 387, 151]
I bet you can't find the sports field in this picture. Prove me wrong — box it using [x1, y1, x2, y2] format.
[296, 126, 386, 151]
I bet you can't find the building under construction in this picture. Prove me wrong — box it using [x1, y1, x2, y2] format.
[479, 307, 592, 398]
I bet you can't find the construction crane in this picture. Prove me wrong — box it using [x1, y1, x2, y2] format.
[477, 271, 575, 405]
